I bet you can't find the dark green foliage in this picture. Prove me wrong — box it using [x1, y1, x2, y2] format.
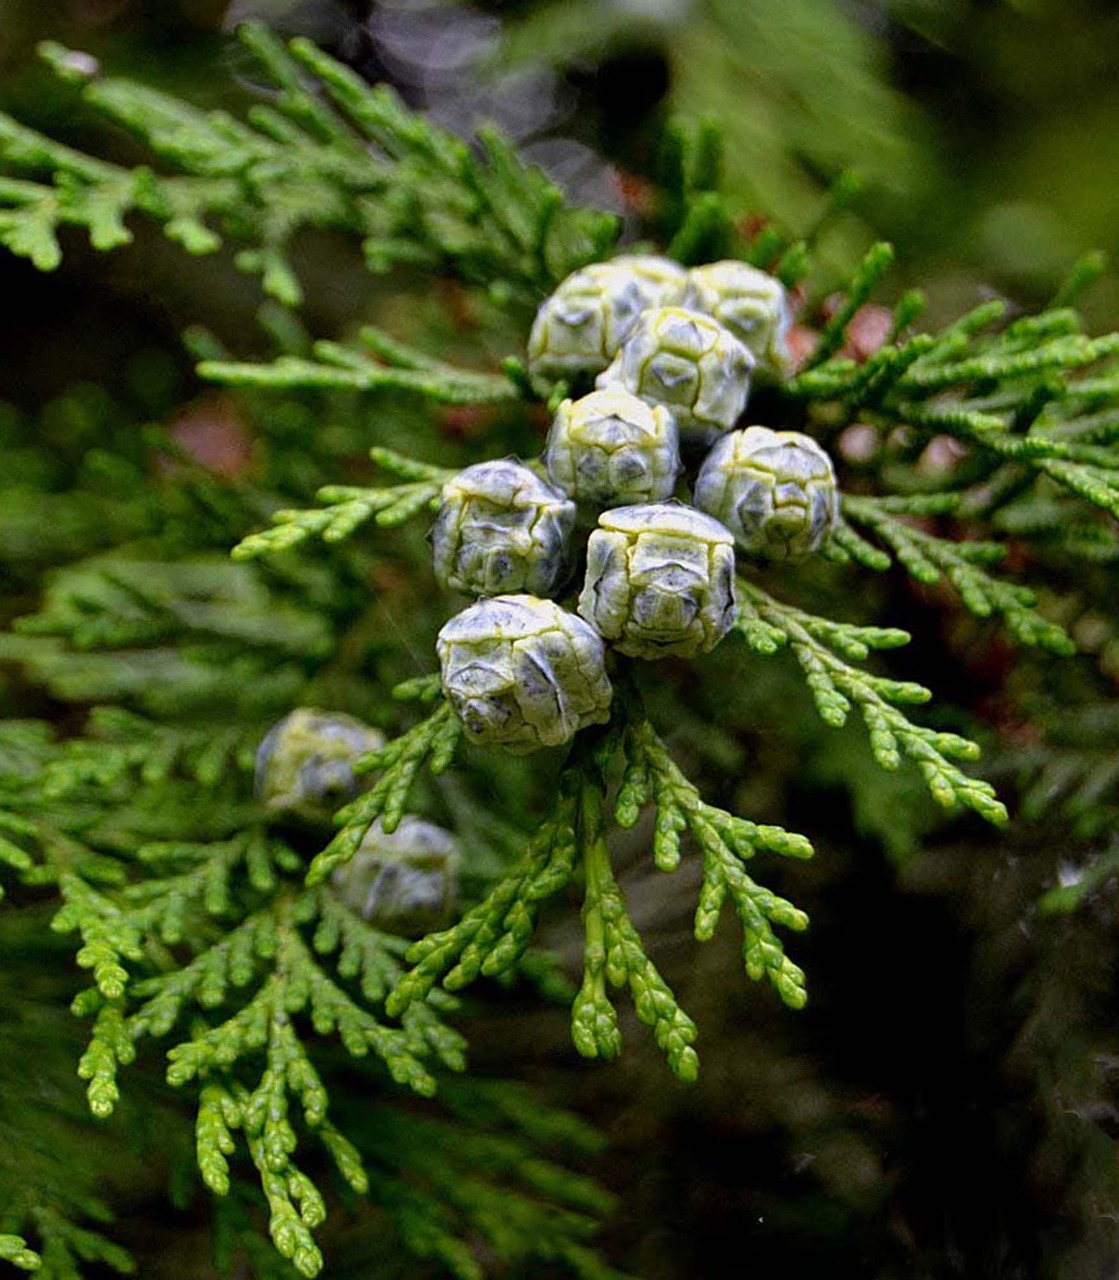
[0, 911, 150, 1279]
[0, 27, 619, 308]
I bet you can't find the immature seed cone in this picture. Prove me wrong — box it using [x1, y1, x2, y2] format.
[543, 387, 681, 508]
[610, 253, 689, 299]
[430, 459, 575, 597]
[577, 503, 737, 659]
[694, 426, 838, 560]
[331, 817, 457, 937]
[526, 255, 686, 379]
[682, 260, 792, 378]
[437, 595, 612, 754]
[596, 307, 754, 446]
[254, 708, 384, 828]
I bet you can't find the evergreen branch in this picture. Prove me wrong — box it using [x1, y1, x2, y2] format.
[147, 900, 449, 1274]
[826, 518, 895, 571]
[35, 782, 599, 1280]
[667, 191, 734, 266]
[875, 397, 1119, 524]
[367, 447, 459, 484]
[128, 910, 279, 1043]
[18, 1208, 133, 1278]
[281, 33, 470, 171]
[311, 888, 466, 1068]
[2, 25, 618, 298]
[10, 559, 331, 662]
[279, 918, 438, 1094]
[209, 1022, 336, 1277]
[735, 581, 1007, 825]
[797, 329, 939, 408]
[743, 225, 786, 271]
[195, 1083, 240, 1198]
[695, 838, 808, 1008]
[198, 352, 519, 404]
[615, 712, 811, 1010]
[391, 705, 812, 1077]
[617, 708, 815, 854]
[1050, 374, 1119, 407]
[40, 708, 260, 793]
[786, 298, 1008, 401]
[442, 1076, 605, 1157]
[0, 1234, 41, 1272]
[306, 701, 462, 885]
[1049, 250, 1108, 309]
[887, 288, 928, 341]
[385, 1095, 611, 1216]
[1, 34, 387, 302]
[789, 293, 1119, 527]
[358, 325, 446, 370]
[572, 776, 699, 1080]
[992, 493, 1119, 562]
[35, 725, 474, 1272]
[841, 495, 1076, 653]
[310, 888, 409, 1006]
[231, 26, 375, 157]
[923, 297, 1010, 349]
[363, 1174, 487, 1280]
[242, 1114, 325, 1280]
[1037, 403, 1119, 444]
[0, 113, 139, 271]
[0, 108, 233, 270]
[53, 874, 145, 1001]
[498, 944, 579, 1005]
[392, 673, 446, 704]
[361, 1110, 623, 1280]
[13, 13, 1119, 1268]
[0, 811, 36, 900]
[285, 36, 619, 290]
[0, 629, 310, 736]
[1034, 454, 1119, 518]
[897, 333, 1119, 394]
[232, 448, 454, 561]
[120, 830, 288, 942]
[802, 241, 895, 368]
[76, 1000, 135, 1120]
[386, 780, 580, 1017]
[0, 747, 125, 894]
